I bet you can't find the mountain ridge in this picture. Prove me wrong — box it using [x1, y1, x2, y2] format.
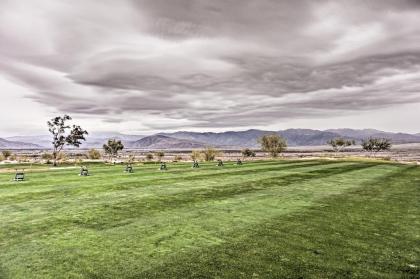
[2, 128, 420, 149]
[128, 135, 208, 149]
[0, 138, 41, 149]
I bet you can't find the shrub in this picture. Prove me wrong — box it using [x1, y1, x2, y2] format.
[8, 154, 17, 161]
[146, 153, 154, 161]
[191, 150, 202, 161]
[174, 155, 183, 162]
[201, 147, 220, 162]
[155, 151, 165, 162]
[0, 154, 4, 161]
[41, 153, 53, 160]
[18, 155, 29, 163]
[87, 149, 101, 159]
[56, 152, 68, 163]
[2, 150, 11, 159]
[241, 148, 256, 157]
[74, 153, 87, 160]
[128, 155, 136, 164]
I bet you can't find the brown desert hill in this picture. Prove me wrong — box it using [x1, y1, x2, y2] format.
[128, 135, 209, 149]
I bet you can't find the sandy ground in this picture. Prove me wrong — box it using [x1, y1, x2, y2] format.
[3, 143, 420, 165]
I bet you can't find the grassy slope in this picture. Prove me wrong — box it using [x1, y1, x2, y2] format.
[0, 160, 418, 278]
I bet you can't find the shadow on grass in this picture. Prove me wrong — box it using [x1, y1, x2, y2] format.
[133, 165, 419, 279]
[1, 162, 382, 240]
[73, 162, 380, 230]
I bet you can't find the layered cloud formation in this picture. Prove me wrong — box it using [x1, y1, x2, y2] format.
[1, 0, 420, 134]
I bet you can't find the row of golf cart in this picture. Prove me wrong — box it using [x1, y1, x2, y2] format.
[13, 159, 244, 181]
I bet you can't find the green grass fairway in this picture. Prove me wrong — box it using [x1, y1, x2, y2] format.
[0, 160, 419, 278]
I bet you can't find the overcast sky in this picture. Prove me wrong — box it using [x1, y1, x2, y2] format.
[1, 0, 420, 136]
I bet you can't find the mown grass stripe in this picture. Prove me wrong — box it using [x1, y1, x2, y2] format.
[133, 166, 420, 279]
[0, 160, 307, 191]
[0, 160, 417, 279]
[0, 161, 352, 239]
[23, 164, 401, 278]
[0, 160, 338, 205]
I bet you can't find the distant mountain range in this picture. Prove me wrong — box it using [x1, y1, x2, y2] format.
[0, 138, 41, 149]
[160, 129, 420, 148]
[325, 129, 420, 143]
[1, 128, 420, 149]
[3, 132, 144, 149]
[128, 135, 207, 149]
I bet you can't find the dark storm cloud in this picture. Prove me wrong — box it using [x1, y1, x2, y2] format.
[69, 51, 420, 107]
[1, 0, 420, 131]
[133, 0, 314, 39]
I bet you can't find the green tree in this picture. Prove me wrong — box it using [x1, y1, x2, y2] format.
[103, 139, 124, 160]
[259, 134, 287, 158]
[327, 138, 355, 153]
[47, 115, 88, 166]
[362, 138, 392, 156]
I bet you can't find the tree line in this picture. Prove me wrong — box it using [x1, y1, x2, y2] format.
[327, 137, 391, 155]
